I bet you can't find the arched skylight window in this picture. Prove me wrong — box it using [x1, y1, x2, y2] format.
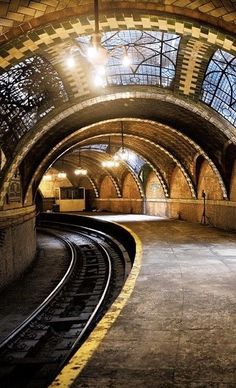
[0, 56, 68, 156]
[81, 144, 108, 152]
[201, 49, 236, 126]
[78, 30, 180, 87]
[120, 148, 146, 174]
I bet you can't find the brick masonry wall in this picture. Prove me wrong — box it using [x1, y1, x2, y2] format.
[146, 199, 236, 231]
[94, 198, 143, 214]
[123, 173, 141, 199]
[0, 215, 36, 291]
[38, 167, 72, 198]
[100, 176, 119, 199]
[146, 200, 168, 217]
[170, 166, 192, 199]
[145, 171, 165, 199]
[197, 160, 223, 200]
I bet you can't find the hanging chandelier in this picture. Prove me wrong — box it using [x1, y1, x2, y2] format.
[57, 158, 67, 179]
[42, 174, 52, 181]
[119, 121, 128, 160]
[74, 149, 87, 176]
[57, 171, 67, 179]
[66, 0, 131, 87]
[102, 160, 119, 168]
[74, 168, 87, 175]
[101, 136, 120, 168]
[113, 121, 128, 161]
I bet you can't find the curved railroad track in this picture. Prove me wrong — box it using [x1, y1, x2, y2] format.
[0, 215, 133, 388]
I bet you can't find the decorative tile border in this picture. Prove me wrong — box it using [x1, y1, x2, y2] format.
[0, 1, 236, 37]
[1, 13, 236, 71]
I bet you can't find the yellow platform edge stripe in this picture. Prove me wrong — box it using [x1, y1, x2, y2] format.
[49, 225, 143, 388]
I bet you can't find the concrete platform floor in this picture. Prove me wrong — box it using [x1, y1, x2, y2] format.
[57, 216, 236, 387]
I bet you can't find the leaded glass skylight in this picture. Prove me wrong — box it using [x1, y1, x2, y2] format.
[0, 55, 68, 156]
[201, 49, 236, 126]
[120, 148, 145, 174]
[79, 144, 108, 151]
[77, 30, 180, 87]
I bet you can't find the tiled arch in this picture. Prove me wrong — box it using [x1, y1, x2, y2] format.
[1, 12, 236, 73]
[0, 1, 236, 39]
[1, 11, 236, 113]
[0, 91, 232, 207]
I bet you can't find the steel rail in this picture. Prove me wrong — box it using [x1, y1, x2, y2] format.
[0, 222, 128, 388]
[0, 233, 77, 349]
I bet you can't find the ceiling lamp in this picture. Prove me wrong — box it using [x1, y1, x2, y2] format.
[88, 0, 108, 86]
[114, 121, 128, 161]
[57, 159, 67, 179]
[57, 171, 67, 179]
[120, 121, 128, 160]
[75, 168, 87, 175]
[102, 160, 120, 168]
[74, 149, 87, 176]
[42, 174, 52, 181]
[66, 0, 131, 87]
[101, 136, 120, 168]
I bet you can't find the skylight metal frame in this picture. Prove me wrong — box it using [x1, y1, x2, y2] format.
[201, 49, 236, 126]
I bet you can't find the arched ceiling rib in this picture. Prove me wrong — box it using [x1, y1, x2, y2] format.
[22, 118, 229, 204]
[18, 96, 230, 180]
[0, 0, 236, 41]
[0, 3, 235, 208]
[1, 91, 231, 196]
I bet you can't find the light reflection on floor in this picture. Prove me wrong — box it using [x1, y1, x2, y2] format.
[87, 213, 166, 222]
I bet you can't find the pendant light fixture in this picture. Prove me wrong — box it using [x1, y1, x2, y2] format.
[42, 174, 52, 181]
[57, 159, 67, 179]
[74, 148, 87, 176]
[119, 121, 128, 160]
[66, 0, 132, 87]
[101, 136, 119, 168]
[114, 121, 128, 161]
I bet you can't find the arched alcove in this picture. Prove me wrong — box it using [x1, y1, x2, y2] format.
[122, 172, 141, 213]
[197, 160, 223, 200]
[123, 173, 140, 199]
[146, 171, 165, 199]
[100, 176, 118, 199]
[98, 176, 119, 212]
[170, 167, 192, 199]
[145, 170, 166, 217]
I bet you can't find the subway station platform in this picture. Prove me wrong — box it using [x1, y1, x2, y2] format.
[51, 215, 236, 388]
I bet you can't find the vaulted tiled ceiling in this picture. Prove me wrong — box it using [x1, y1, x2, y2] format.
[0, 0, 236, 38]
[0, 0, 235, 207]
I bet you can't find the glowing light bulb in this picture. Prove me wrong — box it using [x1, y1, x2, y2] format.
[43, 174, 52, 181]
[66, 56, 75, 68]
[87, 46, 98, 61]
[120, 149, 128, 160]
[58, 172, 67, 179]
[101, 160, 119, 168]
[97, 65, 106, 75]
[75, 168, 87, 176]
[122, 54, 131, 67]
[93, 74, 106, 87]
[113, 154, 119, 161]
